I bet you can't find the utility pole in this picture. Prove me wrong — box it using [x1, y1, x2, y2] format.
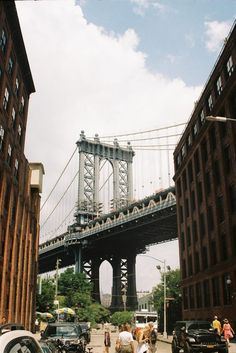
[54, 258, 61, 321]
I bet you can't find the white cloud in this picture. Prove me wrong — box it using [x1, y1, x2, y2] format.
[130, 0, 167, 16]
[204, 20, 232, 52]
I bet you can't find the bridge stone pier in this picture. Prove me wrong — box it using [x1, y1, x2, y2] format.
[72, 246, 138, 311]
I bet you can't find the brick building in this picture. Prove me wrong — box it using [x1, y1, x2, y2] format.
[174, 21, 236, 327]
[0, 2, 43, 330]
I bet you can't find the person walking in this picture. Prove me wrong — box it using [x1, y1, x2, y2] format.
[147, 322, 157, 353]
[222, 318, 235, 347]
[104, 324, 111, 353]
[136, 326, 150, 353]
[116, 323, 134, 353]
[212, 316, 221, 335]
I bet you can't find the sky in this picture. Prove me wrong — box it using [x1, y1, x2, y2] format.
[15, 0, 236, 293]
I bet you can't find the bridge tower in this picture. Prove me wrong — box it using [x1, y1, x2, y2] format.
[73, 131, 137, 310]
[75, 131, 135, 224]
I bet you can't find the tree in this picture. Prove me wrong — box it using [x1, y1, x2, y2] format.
[58, 268, 93, 308]
[36, 278, 55, 312]
[110, 311, 134, 326]
[153, 268, 182, 333]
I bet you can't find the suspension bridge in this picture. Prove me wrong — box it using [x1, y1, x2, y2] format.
[39, 122, 185, 310]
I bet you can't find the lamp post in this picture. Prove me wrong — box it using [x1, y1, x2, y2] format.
[54, 258, 61, 321]
[122, 286, 127, 311]
[206, 115, 236, 123]
[140, 254, 170, 339]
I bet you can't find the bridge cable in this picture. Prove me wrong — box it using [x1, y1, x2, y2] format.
[89, 122, 186, 139]
[41, 170, 79, 230]
[40, 147, 77, 211]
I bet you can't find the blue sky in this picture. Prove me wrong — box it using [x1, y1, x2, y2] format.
[16, 1, 235, 291]
[80, 0, 235, 85]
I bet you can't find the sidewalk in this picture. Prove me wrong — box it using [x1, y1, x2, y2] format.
[157, 334, 236, 353]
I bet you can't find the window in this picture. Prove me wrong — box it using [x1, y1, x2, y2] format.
[207, 206, 214, 232]
[7, 56, 14, 75]
[187, 226, 191, 246]
[229, 185, 236, 214]
[12, 107, 16, 123]
[0, 125, 4, 151]
[200, 213, 205, 237]
[15, 77, 19, 96]
[216, 75, 223, 95]
[195, 252, 200, 273]
[194, 150, 200, 174]
[18, 124, 22, 137]
[192, 220, 198, 242]
[0, 28, 7, 52]
[19, 96, 24, 114]
[196, 282, 202, 308]
[189, 285, 194, 308]
[201, 140, 208, 162]
[7, 144, 12, 165]
[181, 232, 185, 251]
[208, 94, 213, 111]
[203, 280, 210, 307]
[191, 190, 195, 212]
[188, 255, 193, 276]
[3, 87, 9, 110]
[212, 277, 220, 306]
[223, 146, 231, 173]
[183, 170, 187, 191]
[197, 181, 203, 204]
[217, 195, 224, 223]
[226, 55, 234, 77]
[200, 109, 205, 125]
[202, 246, 208, 269]
[188, 161, 193, 183]
[177, 179, 182, 198]
[210, 240, 217, 265]
[185, 198, 189, 218]
[181, 144, 187, 158]
[187, 133, 192, 147]
[214, 160, 221, 185]
[205, 172, 211, 195]
[14, 159, 18, 178]
[193, 121, 199, 136]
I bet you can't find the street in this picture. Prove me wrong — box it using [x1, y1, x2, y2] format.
[88, 329, 171, 353]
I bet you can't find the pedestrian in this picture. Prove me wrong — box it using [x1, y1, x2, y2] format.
[222, 318, 235, 347]
[116, 323, 134, 353]
[0, 316, 7, 325]
[136, 325, 150, 353]
[147, 322, 157, 353]
[212, 316, 221, 335]
[104, 324, 111, 353]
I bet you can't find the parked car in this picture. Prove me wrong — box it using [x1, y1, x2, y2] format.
[0, 330, 44, 353]
[40, 322, 88, 351]
[0, 323, 25, 334]
[172, 320, 228, 353]
[78, 322, 91, 343]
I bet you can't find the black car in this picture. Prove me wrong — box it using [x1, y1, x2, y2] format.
[78, 322, 91, 343]
[40, 322, 88, 351]
[171, 320, 228, 353]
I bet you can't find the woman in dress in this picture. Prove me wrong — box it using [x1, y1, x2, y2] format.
[222, 318, 235, 347]
[136, 326, 150, 353]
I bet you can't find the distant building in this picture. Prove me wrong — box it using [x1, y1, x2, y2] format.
[174, 21, 236, 326]
[137, 291, 155, 312]
[0, 2, 43, 330]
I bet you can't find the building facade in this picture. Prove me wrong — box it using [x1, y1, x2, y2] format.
[0, 2, 43, 330]
[174, 22, 236, 327]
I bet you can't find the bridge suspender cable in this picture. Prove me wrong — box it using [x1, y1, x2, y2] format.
[40, 147, 77, 211]
[41, 170, 79, 230]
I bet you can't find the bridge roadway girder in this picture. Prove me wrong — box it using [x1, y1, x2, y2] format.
[39, 204, 177, 272]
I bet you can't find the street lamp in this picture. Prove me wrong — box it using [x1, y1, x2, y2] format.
[122, 286, 127, 311]
[206, 115, 236, 123]
[54, 258, 61, 321]
[140, 254, 170, 339]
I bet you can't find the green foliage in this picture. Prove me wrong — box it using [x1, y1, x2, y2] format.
[153, 268, 182, 333]
[110, 311, 134, 326]
[88, 303, 110, 323]
[58, 268, 93, 308]
[36, 278, 55, 312]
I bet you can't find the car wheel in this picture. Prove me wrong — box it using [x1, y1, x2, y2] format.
[184, 342, 192, 353]
[218, 348, 229, 353]
[171, 340, 179, 353]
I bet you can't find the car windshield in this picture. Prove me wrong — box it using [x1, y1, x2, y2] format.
[45, 325, 78, 337]
[188, 323, 212, 330]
